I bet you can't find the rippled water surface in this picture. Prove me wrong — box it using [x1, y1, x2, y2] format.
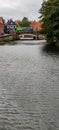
[0, 40, 59, 130]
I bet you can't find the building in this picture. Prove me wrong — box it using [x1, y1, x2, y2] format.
[5, 19, 18, 34]
[30, 21, 43, 32]
[0, 17, 4, 34]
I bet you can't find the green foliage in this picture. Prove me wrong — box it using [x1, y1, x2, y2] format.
[16, 17, 31, 27]
[21, 17, 31, 27]
[39, 0, 59, 45]
[16, 20, 22, 26]
[12, 35, 19, 41]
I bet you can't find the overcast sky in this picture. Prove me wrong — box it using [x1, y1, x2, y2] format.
[0, 0, 43, 21]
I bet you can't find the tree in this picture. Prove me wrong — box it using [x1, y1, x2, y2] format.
[21, 17, 31, 27]
[15, 20, 22, 27]
[39, 0, 59, 45]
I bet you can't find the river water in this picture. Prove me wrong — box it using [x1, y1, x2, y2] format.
[0, 40, 59, 130]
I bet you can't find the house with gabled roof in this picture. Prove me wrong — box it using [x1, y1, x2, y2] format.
[5, 19, 18, 34]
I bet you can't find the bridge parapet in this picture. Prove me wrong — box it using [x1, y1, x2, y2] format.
[16, 31, 39, 40]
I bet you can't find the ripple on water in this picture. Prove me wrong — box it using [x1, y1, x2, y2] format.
[0, 42, 59, 130]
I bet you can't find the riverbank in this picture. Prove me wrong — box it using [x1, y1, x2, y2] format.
[0, 34, 19, 45]
[0, 35, 59, 52]
[0, 34, 45, 45]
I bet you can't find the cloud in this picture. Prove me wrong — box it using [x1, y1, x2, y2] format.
[0, 0, 43, 20]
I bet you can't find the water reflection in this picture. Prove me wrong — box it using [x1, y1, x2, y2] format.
[6, 40, 46, 45]
[42, 44, 59, 55]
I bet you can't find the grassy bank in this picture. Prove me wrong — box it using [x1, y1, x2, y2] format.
[0, 35, 20, 45]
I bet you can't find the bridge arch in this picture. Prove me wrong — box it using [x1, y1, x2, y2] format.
[18, 33, 38, 40]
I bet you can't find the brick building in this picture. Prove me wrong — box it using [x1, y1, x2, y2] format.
[0, 17, 4, 34]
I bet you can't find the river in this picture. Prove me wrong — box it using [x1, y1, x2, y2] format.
[0, 40, 59, 130]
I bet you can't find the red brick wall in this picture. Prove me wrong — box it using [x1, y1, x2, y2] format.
[0, 23, 4, 34]
[0, 17, 4, 34]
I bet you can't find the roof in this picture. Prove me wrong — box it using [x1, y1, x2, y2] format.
[7, 19, 17, 26]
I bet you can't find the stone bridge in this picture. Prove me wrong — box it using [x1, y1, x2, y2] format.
[17, 31, 39, 40]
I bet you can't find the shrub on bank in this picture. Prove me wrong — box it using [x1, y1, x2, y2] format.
[0, 35, 20, 44]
